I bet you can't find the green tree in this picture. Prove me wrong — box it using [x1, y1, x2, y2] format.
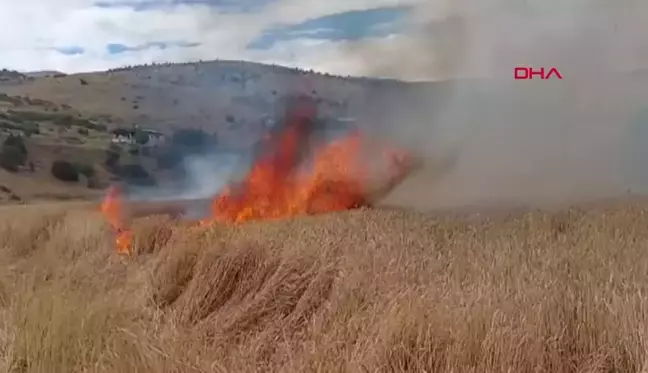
[51, 160, 79, 182]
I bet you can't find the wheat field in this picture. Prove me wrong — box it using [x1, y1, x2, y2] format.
[1, 199, 648, 372]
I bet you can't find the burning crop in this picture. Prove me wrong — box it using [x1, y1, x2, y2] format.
[100, 185, 132, 255]
[100, 99, 418, 255]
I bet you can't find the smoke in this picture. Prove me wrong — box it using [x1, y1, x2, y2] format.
[356, 0, 648, 210]
[121, 0, 648, 213]
[124, 149, 250, 204]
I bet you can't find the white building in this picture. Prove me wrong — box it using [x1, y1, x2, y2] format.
[111, 128, 166, 146]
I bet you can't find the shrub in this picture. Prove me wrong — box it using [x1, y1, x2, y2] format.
[0, 145, 26, 172]
[0, 135, 28, 172]
[51, 160, 79, 182]
[3, 134, 26, 154]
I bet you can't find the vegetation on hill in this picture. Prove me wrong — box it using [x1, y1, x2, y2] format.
[0, 59, 421, 200]
[50, 160, 80, 182]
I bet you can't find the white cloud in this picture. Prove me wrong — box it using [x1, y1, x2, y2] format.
[0, 0, 646, 80]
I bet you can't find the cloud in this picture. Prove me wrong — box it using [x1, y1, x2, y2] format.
[0, 0, 422, 76]
[0, 0, 646, 81]
[94, 0, 276, 13]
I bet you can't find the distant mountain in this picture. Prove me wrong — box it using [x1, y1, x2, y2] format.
[0, 60, 426, 140]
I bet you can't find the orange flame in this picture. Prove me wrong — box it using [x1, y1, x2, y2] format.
[208, 120, 412, 224]
[100, 185, 132, 255]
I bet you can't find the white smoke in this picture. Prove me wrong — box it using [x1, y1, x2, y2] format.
[366, 0, 648, 209]
[125, 150, 248, 203]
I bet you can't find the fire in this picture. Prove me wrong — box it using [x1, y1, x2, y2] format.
[100, 185, 132, 255]
[99, 98, 417, 253]
[209, 126, 412, 223]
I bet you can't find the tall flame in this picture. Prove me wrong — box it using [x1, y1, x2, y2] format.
[100, 185, 132, 255]
[209, 124, 413, 223]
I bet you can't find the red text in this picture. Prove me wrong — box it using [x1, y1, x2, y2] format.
[514, 67, 563, 80]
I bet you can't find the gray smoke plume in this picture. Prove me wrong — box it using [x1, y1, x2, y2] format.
[354, 0, 648, 210]
[123, 0, 648, 214]
[124, 150, 249, 203]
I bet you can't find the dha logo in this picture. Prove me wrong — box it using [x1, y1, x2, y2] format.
[514, 67, 563, 80]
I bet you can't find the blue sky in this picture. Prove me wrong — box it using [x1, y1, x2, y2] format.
[247, 6, 409, 49]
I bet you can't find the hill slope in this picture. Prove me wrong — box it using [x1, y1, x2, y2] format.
[2, 61, 648, 208]
[0, 61, 425, 203]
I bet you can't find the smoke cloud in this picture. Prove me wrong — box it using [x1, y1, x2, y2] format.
[122, 0, 648, 214]
[357, 0, 648, 210]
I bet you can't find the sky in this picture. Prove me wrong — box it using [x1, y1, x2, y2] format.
[0, 0, 646, 80]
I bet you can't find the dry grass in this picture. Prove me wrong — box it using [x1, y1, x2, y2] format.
[2, 200, 648, 372]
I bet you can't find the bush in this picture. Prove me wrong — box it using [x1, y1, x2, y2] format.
[0, 135, 28, 172]
[77, 128, 89, 136]
[0, 145, 26, 172]
[3, 135, 26, 154]
[51, 160, 79, 182]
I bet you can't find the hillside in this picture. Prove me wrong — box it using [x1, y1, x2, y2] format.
[0, 61, 400, 134]
[2, 60, 648, 208]
[0, 61, 425, 203]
